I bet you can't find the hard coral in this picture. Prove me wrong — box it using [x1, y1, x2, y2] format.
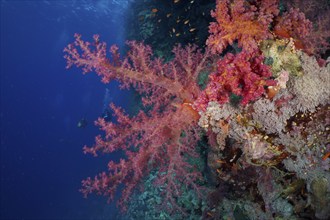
[206, 0, 279, 54]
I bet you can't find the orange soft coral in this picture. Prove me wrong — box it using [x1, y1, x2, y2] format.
[206, 0, 279, 54]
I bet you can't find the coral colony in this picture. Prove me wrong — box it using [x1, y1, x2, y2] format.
[64, 0, 329, 219]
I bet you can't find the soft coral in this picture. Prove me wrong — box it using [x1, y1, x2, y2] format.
[206, 0, 279, 54]
[194, 50, 276, 110]
[64, 34, 211, 211]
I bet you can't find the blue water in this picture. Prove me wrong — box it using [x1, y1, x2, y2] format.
[1, 1, 134, 219]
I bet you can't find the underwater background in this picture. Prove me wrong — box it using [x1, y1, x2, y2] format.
[1, 1, 135, 219]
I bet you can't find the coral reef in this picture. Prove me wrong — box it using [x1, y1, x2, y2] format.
[198, 53, 330, 219]
[64, 0, 330, 218]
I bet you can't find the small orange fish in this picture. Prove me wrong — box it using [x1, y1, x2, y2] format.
[266, 85, 279, 100]
[322, 152, 330, 160]
[151, 8, 158, 13]
[207, 212, 213, 217]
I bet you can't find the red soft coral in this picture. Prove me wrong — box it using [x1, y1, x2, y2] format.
[64, 34, 211, 211]
[206, 0, 279, 54]
[194, 51, 276, 110]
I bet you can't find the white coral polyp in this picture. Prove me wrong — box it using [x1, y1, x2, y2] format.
[244, 134, 268, 160]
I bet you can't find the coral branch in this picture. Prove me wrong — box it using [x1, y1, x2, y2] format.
[64, 35, 211, 211]
[274, 8, 312, 51]
[206, 0, 279, 54]
[194, 51, 276, 110]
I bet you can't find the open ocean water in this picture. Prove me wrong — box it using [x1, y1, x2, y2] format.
[1, 1, 134, 219]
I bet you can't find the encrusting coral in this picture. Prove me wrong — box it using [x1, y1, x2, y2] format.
[260, 38, 303, 76]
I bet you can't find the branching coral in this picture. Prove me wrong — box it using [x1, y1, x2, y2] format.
[64, 34, 212, 211]
[206, 0, 279, 54]
[194, 50, 276, 110]
[274, 8, 313, 51]
[282, 0, 330, 58]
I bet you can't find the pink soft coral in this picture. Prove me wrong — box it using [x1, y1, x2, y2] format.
[282, 0, 330, 58]
[64, 34, 211, 211]
[274, 8, 313, 52]
[194, 51, 276, 110]
[206, 0, 279, 54]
